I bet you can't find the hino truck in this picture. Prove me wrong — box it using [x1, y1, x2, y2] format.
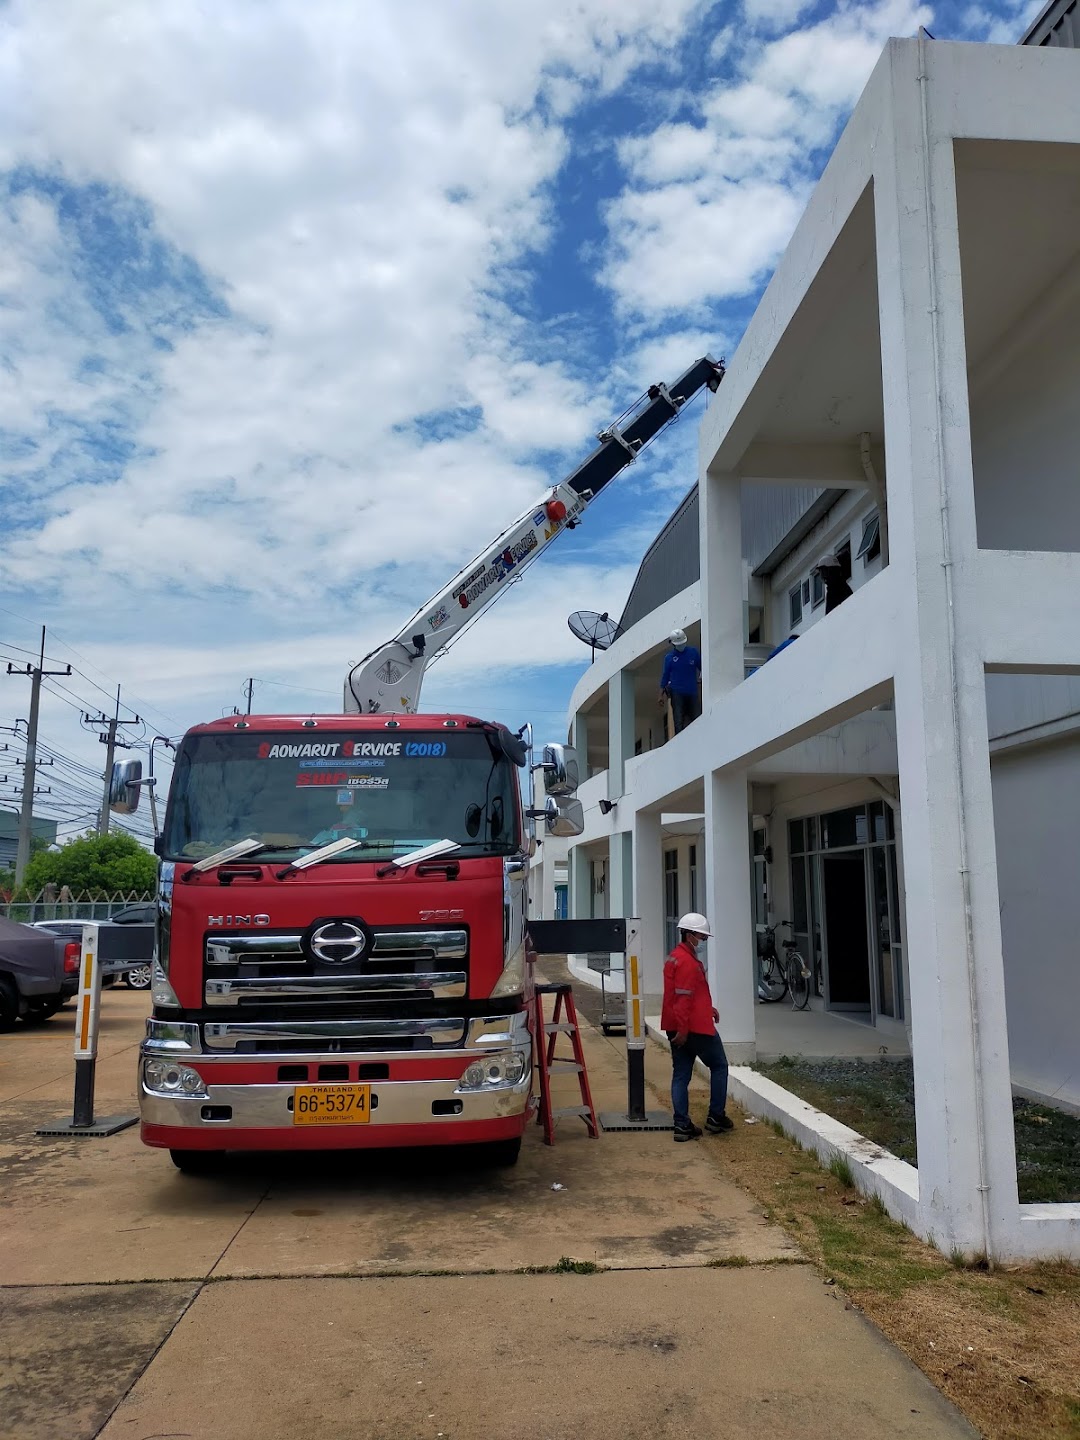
[131, 356, 724, 1171]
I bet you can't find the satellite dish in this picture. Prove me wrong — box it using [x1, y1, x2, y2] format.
[568, 610, 622, 662]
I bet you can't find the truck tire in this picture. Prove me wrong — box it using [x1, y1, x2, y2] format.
[0, 976, 18, 1032]
[22, 997, 62, 1024]
[169, 1149, 224, 1176]
[482, 1137, 522, 1167]
[123, 964, 152, 990]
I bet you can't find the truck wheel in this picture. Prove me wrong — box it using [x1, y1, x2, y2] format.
[0, 977, 18, 1032]
[22, 997, 62, 1024]
[123, 964, 152, 990]
[170, 1149, 224, 1176]
[482, 1137, 522, 1167]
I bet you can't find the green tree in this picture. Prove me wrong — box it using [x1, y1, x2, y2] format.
[23, 831, 155, 898]
[0, 835, 55, 900]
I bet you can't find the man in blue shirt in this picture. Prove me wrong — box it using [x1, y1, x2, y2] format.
[659, 629, 701, 734]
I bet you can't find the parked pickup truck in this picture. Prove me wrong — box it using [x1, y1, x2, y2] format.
[0, 917, 81, 1029]
[32, 905, 155, 990]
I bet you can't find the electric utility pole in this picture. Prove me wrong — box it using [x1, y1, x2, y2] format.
[7, 628, 70, 886]
[244, 678, 255, 715]
[83, 687, 142, 835]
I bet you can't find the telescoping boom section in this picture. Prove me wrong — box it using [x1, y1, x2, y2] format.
[344, 355, 725, 715]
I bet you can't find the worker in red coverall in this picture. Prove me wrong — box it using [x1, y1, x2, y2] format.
[661, 912, 733, 1142]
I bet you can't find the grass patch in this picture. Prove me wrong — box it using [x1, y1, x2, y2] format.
[827, 1153, 855, 1188]
[754, 1057, 1080, 1204]
[519, 1256, 601, 1275]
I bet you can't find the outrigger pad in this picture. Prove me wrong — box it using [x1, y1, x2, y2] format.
[528, 918, 627, 956]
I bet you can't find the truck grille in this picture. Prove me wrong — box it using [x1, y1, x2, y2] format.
[204, 928, 468, 1007]
[203, 1017, 468, 1053]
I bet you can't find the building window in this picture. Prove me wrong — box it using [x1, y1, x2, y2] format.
[802, 579, 811, 606]
[811, 569, 824, 607]
[789, 586, 803, 627]
[688, 844, 698, 914]
[836, 539, 852, 580]
[856, 513, 881, 566]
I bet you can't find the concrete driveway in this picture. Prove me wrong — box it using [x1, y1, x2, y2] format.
[0, 988, 975, 1440]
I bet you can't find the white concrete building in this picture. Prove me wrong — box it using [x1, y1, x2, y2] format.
[535, 35, 1080, 1263]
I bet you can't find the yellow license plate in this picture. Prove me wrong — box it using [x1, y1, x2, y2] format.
[292, 1084, 371, 1126]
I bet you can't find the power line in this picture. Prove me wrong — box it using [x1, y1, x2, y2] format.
[0, 608, 180, 730]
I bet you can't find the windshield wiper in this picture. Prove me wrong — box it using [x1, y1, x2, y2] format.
[275, 836, 364, 878]
[376, 838, 461, 878]
[181, 837, 268, 881]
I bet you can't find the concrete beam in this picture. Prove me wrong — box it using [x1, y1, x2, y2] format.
[737, 441, 883, 488]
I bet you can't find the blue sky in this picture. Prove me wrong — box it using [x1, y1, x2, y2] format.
[0, 0, 1041, 843]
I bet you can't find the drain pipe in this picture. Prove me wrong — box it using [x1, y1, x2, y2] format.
[917, 27, 994, 1268]
[859, 432, 889, 566]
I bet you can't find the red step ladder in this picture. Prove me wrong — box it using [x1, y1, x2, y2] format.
[534, 983, 598, 1145]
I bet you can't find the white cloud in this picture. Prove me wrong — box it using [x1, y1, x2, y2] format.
[601, 0, 932, 322]
[957, 0, 1044, 44]
[742, 0, 817, 34]
[0, 1, 708, 604]
[0, 0, 719, 819]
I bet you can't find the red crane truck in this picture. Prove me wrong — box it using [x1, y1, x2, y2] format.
[129, 356, 724, 1171]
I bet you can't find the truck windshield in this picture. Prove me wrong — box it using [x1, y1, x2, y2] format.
[162, 730, 520, 863]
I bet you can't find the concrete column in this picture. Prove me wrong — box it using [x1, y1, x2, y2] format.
[607, 669, 635, 801]
[569, 709, 587, 775]
[569, 843, 591, 923]
[539, 842, 559, 920]
[875, 42, 1017, 1259]
[704, 769, 756, 1063]
[768, 811, 790, 930]
[699, 466, 744, 704]
[632, 809, 664, 997]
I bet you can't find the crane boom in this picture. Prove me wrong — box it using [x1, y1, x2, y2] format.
[344, 354, 725, 714]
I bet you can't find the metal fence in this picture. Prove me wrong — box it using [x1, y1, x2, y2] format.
[0, 890, 155, 926]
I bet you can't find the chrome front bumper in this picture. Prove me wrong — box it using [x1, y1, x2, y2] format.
[139, 1010, 532, 1132]
[140, 1074, 532, 1130]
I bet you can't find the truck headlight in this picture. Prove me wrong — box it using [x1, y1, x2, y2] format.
[457, 1050, 530, 1091]
[143, 1060, 208, 1098]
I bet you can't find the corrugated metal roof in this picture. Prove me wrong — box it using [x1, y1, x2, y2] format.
[617, 480, 833, 632]
[1021, 0, 1079, 47]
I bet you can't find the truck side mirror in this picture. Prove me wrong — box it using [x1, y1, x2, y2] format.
[542, 744, 579, 797]
[544, 795, 584, 838]
[109, 759, 143, 815]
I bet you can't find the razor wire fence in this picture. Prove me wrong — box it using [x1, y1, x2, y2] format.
[0, 889, 155, 925]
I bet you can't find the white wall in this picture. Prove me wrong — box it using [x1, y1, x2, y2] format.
[991, 735, 1080, 1109]
[970, 275, 1080, 553]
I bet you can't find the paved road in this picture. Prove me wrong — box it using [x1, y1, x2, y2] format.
[0, 987, 976, 1440]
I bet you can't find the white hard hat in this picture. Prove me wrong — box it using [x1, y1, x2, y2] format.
[678, 911, 713, 938]
[815, 551, 840, 570]
[669, 628, 688, 647]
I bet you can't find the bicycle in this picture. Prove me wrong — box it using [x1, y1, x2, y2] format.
[756, 921, 812, 1010]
